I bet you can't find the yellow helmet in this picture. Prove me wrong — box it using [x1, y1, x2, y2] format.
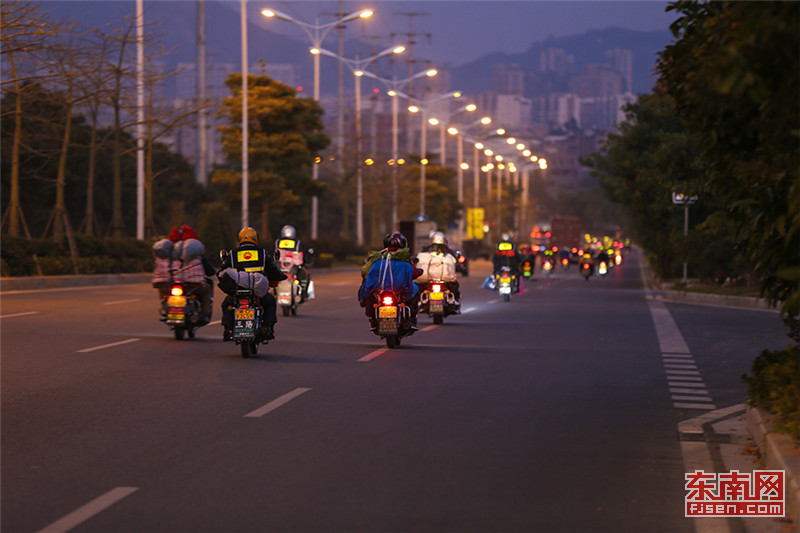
[238, 226, 259, 246]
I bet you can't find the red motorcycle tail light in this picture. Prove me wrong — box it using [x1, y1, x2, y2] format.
[382, 295, 395, 306]
[170, 286, 183, 296]
[238, 299, 250, 308]
[432, 284, 442, 293]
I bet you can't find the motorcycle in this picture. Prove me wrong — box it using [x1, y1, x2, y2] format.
[229, 286, 272, 358]
[580, 258, 594, 281]
[369, 290, 416, 348]
[521, 259, 533, 279]
[560, 257, 570, 271]
[542, 257, 554, 276]
[160, 279, 210, 340]
[495, 266, 515, 302]
[419, 281, 458, 325]
[273, 249, 305, 317]
[597, 260, 609, 277]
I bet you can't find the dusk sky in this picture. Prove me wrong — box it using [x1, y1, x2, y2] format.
[241, 1, 678, 66]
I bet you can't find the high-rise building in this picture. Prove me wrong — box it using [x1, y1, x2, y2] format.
[605, 49, 634, 93]
[493, 63, 524, 96]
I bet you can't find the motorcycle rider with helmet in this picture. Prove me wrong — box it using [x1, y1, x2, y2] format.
[273, 224, 312, 301]
[359, 232, 421, 330]
[218, 226, 286, 341]
[492, 232, 522, 293]
[419, 231, 461, 308]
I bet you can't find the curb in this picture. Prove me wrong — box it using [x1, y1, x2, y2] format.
[661, 289, 777, 312]
[746, 405, 800, 528]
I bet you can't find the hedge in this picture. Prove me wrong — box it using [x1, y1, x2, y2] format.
[1, 235, 153, 277]
[742, 344, 800, 443]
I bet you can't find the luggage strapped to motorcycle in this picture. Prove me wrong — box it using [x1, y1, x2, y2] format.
[379, 250, 394, 293]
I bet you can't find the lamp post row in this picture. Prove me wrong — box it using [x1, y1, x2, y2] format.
[255, 5, 546, 245]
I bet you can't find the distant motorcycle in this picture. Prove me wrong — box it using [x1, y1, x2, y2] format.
[597, 260, 609, 277]
[580, 257, 594, 281]
[273, 249, 307, 317]
[495, 266, 515, 302]
[160, 279, 210, 340]
[542, 257, 554, 276]
[369, 290, 416, 348]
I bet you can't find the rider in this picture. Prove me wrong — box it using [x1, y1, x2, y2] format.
[273, 224, 312, 300]
[492, 232, 521, 292]
[420, 231, 461, 307]
[359, 232, 421, 330]
[219, 226, 286, 341]
[153, 225, 215, 322]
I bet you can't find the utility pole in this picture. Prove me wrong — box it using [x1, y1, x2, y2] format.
[196, 0, 208, 186]
[391, 12, 429, 155]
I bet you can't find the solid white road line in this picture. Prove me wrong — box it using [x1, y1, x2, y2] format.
[76, 338, 141, 353]
[208, 320, 221, 326]
[244, 388, 311, 418]
[103, 299, 140, 306]
[37, 486, 139, 533]
[421, 324, 438, 332]
[358, 348, 389, 362]
[0, 311, 39, 318]
[462, 307, 476, 314]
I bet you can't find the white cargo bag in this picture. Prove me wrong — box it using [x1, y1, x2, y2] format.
[415, 251, 457, 282]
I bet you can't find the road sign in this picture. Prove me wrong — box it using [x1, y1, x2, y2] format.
[672, 192, 698, 204]
[467, 208, 485, 239]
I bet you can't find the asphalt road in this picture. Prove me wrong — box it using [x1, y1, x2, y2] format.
[1, 252, 789, 532]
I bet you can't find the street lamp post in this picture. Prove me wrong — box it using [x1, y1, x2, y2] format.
[316, 45, 406, 246]
[261, 7, 373, 239]
[358, 68, 438, 229]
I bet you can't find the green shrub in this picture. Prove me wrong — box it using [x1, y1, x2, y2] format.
[743, 345, 800, 443]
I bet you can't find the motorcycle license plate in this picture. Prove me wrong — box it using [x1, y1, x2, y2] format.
[378, 318, 397, 335]
[430, 292, 444, 301]
[430, 300, 443, 312]
[167, 307, 185, 321]
[235, 308, 255, 320]
[379, 306, 397, 318]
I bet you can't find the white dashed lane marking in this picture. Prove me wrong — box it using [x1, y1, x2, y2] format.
[648, 301, 716, 410]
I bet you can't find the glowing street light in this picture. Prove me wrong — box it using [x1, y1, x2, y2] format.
[316, 45, 406, 246]
[261, 7, 374, 238]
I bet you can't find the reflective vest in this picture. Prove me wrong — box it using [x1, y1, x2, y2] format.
[232, 246, 266, 273]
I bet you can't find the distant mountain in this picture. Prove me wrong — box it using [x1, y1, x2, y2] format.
[449, 27, 673, 96]
[45, 3, 672, 98]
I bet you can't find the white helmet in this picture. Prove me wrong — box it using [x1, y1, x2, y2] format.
[431, 231, 447, 246]
[280, 225, 297, 239]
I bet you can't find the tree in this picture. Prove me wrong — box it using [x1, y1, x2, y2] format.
[214, 72, 330, 240]
[581, 92, 711, 278]
[658, 0, 800, 314]
[1, 0, 69, 238]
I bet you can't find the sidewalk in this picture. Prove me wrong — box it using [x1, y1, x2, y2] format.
[637, 252, 797, 530]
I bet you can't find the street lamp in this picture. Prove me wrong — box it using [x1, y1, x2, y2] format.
[407, 91, 462, 217]
[261, 7, 373, 239]
[358, 68, 438, 229]
[316, 45, 406, 246]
